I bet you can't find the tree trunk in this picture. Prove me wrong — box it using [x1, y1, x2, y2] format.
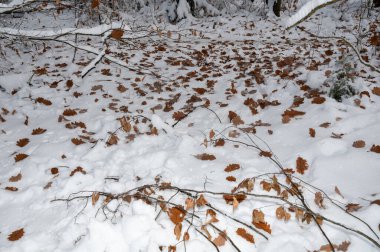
[273, 0, 281, 17]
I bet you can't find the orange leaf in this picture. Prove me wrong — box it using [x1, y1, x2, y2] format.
[224, 163, 240, 172]
[106, 134, 119, 146]
[8, 228, 24, 241]
[252, 209, 271, 234]
[36, 97, 52, 106]
[174, 223, 182, 240]
[70, 166, 86, 176]
[194, 153, 216, 161]
[71, 138, 85, 145]
[173, 111, 186, 121]
[196, 194, 208, 207]
[14, 153, 28, 162]
[275, 207, 291, 221]
[91, 0, 99, 8]
[296, 157, 308, 174]
[111, 29, 124, 40]
[51, 167, 59, 175]
[185, 198, 195, 210]
[236, 228, 255, 243]
[372, 87, 380, 96]
[226, 176, 236, 182]
[16, 138, 29, 147]
[314, 192, 325, 208]
[309, 128, 316, 138]
[259, 151, 272, 158]
[213, 232, 227, 247]
[223, 194, 246, 204]
[9, 173, 22, 182]
[63, 109, 77, 116]
[311, 97, 326, 104]
[352, 140, 365, 148]
[32, 128, 46, 135]
[370, 145, 380, 153]
[168, 207, 186, 224]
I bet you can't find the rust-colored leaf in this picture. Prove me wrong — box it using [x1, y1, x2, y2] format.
[5, 186, 18, 191]
[226, 176, 236, 182]
[259, 151, 272, 158]
[174, 223, 182, 240]
[36, 97, 52, 106]
[92, 192, 100, 206]
[372, 87, 380, 96]
[346, 203, 362, 212]
[194, 153, 216, 161]
[172, 111, 186, 121]
[185, 198, 195, 210]
[119, 116, 131, 132]
[213, 232, 227, 247]
[70, 166, 86, 176]
[224, 164, 240, 172]
[51, 167, 59, 175]
[352, 140, 365, 148]
[309, 128, 316, 138]
[314, 192, 325, 209]
[370, 145, 380, 153]
[193, 88, 207, 95]
[16, 138, 29, 147]
[168, 207, 186, 224]
[214, 138, 225, 147]
[296, 157, 308, 174]
[223, 194, 246, 204]
[14, 153, 28, 162]
[311, 97, 326, 104]
[275, 207, 291, 221]
[370, 199, 380, 205]
[319, 122, 331, 128]
[63, 109, 77, 116]
[71, 138, 85, 145]
[106, 134, 119, 146]
[91, 0, 99, 8]
[32, 128, 46, 135]
[9, 173, 22, 182]
[252, 209, 271, 234]
[196, 194, 208, 207]
[111, 29, 124, 40]
[8, 228, 24, 241]
[236, 228, 255, 243]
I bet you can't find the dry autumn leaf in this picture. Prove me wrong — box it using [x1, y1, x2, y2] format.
[14, 153, 28, 162]
[370, 199, 380, 205]
[309, 128, 316, 138]
[370, 145, 380, 153]
[236, 228, 255, 243]
[213, 232, 227, 247]
[173, 111, 186, 121]
[9, 173, 22, 182]
[194, 153, 216, 161]
[226, 176, 236, 182]
[8, 228, 24, 241]
[51, 167, 59, 175]
[5, 186, 18, 191]
[111, 29, 124, 40]
[168, 207, 186, 224]
[224, 163, 240, 172]
[275, 207, 291, 221]
[70, 166, 86, 176]
[71, 138, 85, 145]
[346, 203, 362, 212]
[334, 186, 344, 198]
[92, 192, 100, 206]
[311, 97, 326, 104]
[296, 157, 309, 174]
[259, 151, 272, 157]
[185, 198, 195, 210]
[63, 109, 77, 116]
[32, 128, 46, 135]
[196, 194, 208, 207]
[91, 0, 99, 8]
[16, 138, 29, 147]
[314, 192, 325, 209]
[372, 87, 380, 96]
[352, 140, 365, 148]
[106, 134, 119, 146]
[174, 223, 182, 240]
[119, 116, 131, 132]
[252, 209, 271, 234]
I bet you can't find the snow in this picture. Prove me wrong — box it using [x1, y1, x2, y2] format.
[0, 2, 380, 252]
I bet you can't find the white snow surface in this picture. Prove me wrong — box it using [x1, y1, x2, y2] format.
[0, 4, 380, 252]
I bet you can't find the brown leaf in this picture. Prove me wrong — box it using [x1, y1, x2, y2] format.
[91, 0, 99, 8]
[8, 228, 24, 241]
[252, 209, 271, 234]
[232, 178, 254, 193]
[193, 88, 207, 95]
[372, 87, 380, 96]
[259, 151, 272, 158]
[213, 232, 227, 247]
[92, 192, 100, 206]
[170, 222, 181, 241]
[352, 140, 365, 148]
[51, 167, 59, 175]
[346, 203, 362, 212]
[236, 228, 255, 243]
[119, 117, 131, 132]
[194, 153, 216, 161]
[296, 157, 308, 174]
[168, 207, 186, 224]
[282, 109, 305, 123]
[314, 192, 325, 208]
[16, 138, 29, 147]
[223, 194, 247, 204]
[172, 111, 186, 121]
[319, 122, 331, 128]
[183, 232, 189, 241]
[111, 29, 124, 40]
[196, 194, 208, 207]
[214, 138, 225, 147]
[371, 199, 380, 205]
[334, 186, 344, 198]
[36, 97, 52, 106]
[275, 207, 291, 221]
[9, 173, 22, 182]
[71, 138, 85, 145]
[14, 153, 28, 162]
[224, 163, 240, 172]
[43, 181, 52, 190]
[70, 166, 86, 176]
[185, 198, 195, 210]
[232, 196, 239, 210]
[311, 97, 326, 104]
[209, 129, 215, 139]
[32, 128, 46, 135]
[370, 145, 380, 153]
[309, 128, 316, 138]
[226, 176, 236, 182]
[168, 245, 176, 252]
[63, 109, 77, 116]
[107, 134, 119, 146]
[232, 115, 244, 126]
[5, 186, 18, 191]
[34, 67, 47, 75]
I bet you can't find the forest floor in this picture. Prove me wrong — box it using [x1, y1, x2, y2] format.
[0, 4, 380, 252]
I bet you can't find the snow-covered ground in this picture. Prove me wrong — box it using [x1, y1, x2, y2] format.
[0, 2, 379, 251]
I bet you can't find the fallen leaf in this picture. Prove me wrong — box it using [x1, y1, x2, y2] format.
[296, 157, 308, 174]
[309, 128, 316, 138]
[226, 176, 236, 182]
[214, 138, 225, 147]
[275, 207, 291, 221]
[224, 163, 240, 172]
[36, 97, 52, 106]
[106, 133, 119, 146]
[91, 0, 99, 8]
[259, 151, 272, 157]
[70, 166, 86, 176]
[9, 173, 22, 182]
[232, 196, 239, 210]
[314, 192, 325, 208]
[185, 198, 195, 210]
[32, 128, 46, 135]
[8, 228, 24, 241]
[252, 209, 271, 234]
[5, 186, 18, 191]
[174, 223, 182, 240]
[63, 109, 77, 116]
[319, 122, 331, 128]
[370, 199, 380, 205]
[370, 145, 380, 153]
[372, 87, 380, 96]
[51, 167, 59, 175]
[168, 207, 186, 224]
[183, 232, 189, 241]
[173, 111, 186, 121]
[213, 232, 227, 247]
[14, 153, 28, 162]
[16, 138, 29, 147]
[311, 97, 326, 104]
[236, 228, 255, 243]
[223, 194, 246, 204]
[352, 140, 365, 148]
[334, 186, 344, 198]
[196, 194, 208, 207]
[111, 29, 124, 40]
[119, 117, 132, 132]
[71, 138, 85, 145]
[346, 203, 362, 212]
[194, 153, 216, 161]
[92, 192, 100, 206]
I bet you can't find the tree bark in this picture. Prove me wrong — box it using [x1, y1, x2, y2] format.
[273, 0, 281, 17]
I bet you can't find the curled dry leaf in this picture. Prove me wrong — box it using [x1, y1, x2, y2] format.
[194, 153, 216, 161]
[16, 138, 29, 147]
[71, 138, 85, 145]
[15, 153, 28, 162]
[252, 209, 271, 234]
[352, 140, 365, 148]
[185, 198, 195, 210]
[275, 207, 291, 221]
[232, 178, 254, 193]
[346, 203, 362, 212]
[370, 144, 380, 153]
[224, 163, 240, 172]
[92, 192, 100, 206]
[309, 128, 316, 138]
[106, 134, 119, 146]
[370, 199, 380, 205]
[119, 116, 131, 132]
[311, 97, 326, 104]
[174, 223, 182, 240]
[5, 186, 18, 191]
[334, 186, 344, 198]
[214, 138, 225, 147]
[314, 192, 325, 209]
[320, 240, 351, 252]
[372, 87, 380, 96]
[32, 128, 46, 135]
[172, 111, 186, 121]
[296, 157, 308, 174]
[259, 151, 272, 158]
[111, 29, 124, 40]
[36, 97, 52, 106]
[9, 173, 22, 182]
[183, 232, 189, 241]
[196, 194, 208, 207]
[63, 109, 77, 116]
[213, 232, 227, 247]
[70, 166, 86, 176]
[8, 228, 24, 241]
[236, 228, 255, 243]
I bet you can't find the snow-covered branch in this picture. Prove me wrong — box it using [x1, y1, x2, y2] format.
[0, 0, 37, 14]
